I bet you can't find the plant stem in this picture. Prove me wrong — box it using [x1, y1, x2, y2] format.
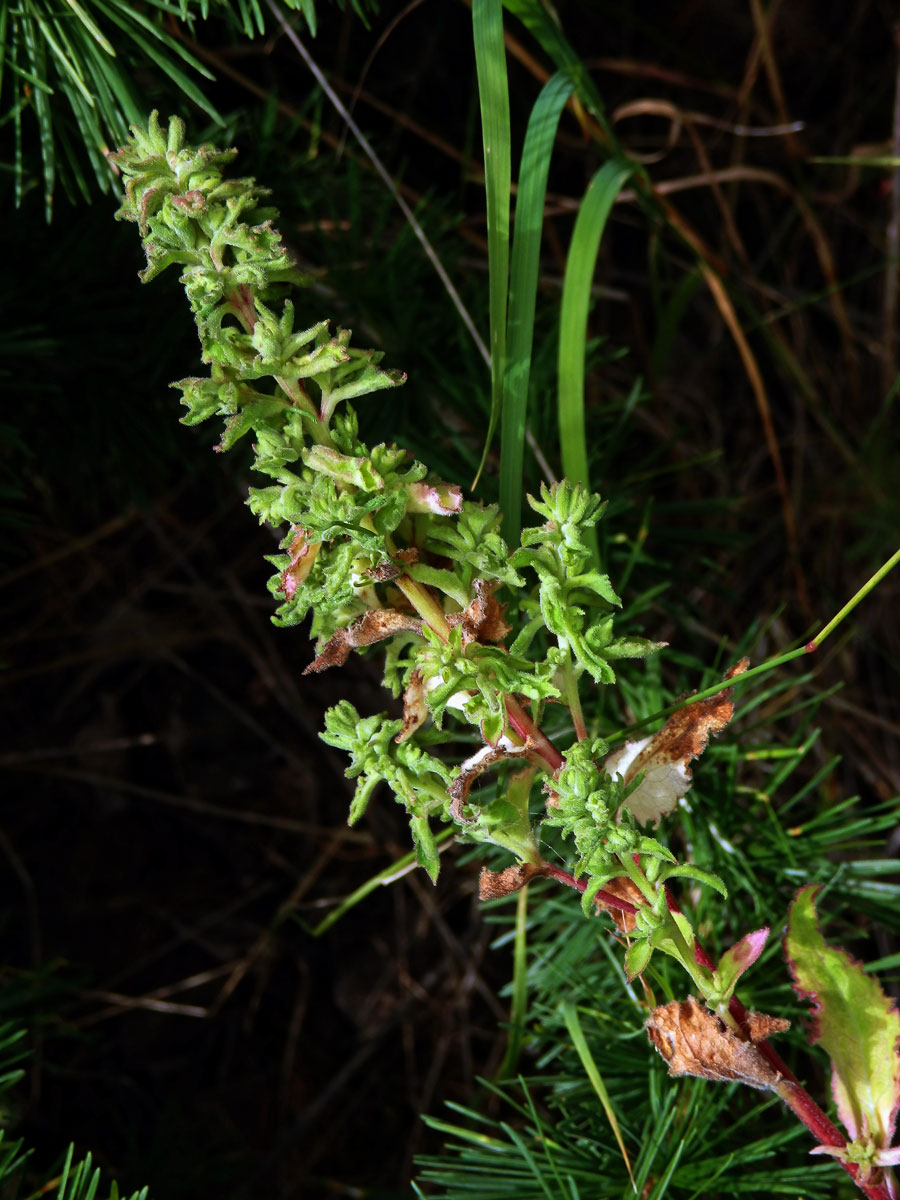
[394, 574, 452, 639]
[689, 941, 894, 1199]
[539, 861, 638, 915]
[560, 654, 588, 741]
[505, 695, 564, 770]
[496, 884, 529, 1080]
[805, 544, 900, 651]
[609, 542, 900, 740]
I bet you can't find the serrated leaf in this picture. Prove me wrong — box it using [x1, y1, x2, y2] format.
[786, 885, 900, 1150]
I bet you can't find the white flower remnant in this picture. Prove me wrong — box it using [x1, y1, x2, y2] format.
[605, 659, 750, 826]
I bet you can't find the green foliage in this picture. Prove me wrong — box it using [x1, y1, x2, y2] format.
[511, 482, 661, 683]
[0, 1019, 148, 1199]
[415, 1074, 838, 1198]
[786, 886, 900, 1176]
[0, 0, 377, 218]
[321, 700, 455, 878]
[111, 113, 655, 896]
[109, 106, 900, 1200]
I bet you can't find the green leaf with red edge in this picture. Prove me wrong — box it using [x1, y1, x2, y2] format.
[785, 885, 900, 1151]
[713, 927, 769, 1002]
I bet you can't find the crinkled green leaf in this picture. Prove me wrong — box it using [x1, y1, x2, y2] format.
[786, 885, 900, 1150]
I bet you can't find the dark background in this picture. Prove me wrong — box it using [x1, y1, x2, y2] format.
[2, 1, 899, 1196]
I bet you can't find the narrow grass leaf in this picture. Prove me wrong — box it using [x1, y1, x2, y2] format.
[472, 0, 511, 489]
[0, 1, 8, 104]
[501, 1121, 558, 1199]
[500, 70, 573, 545]
[559, 999, 635, 1191]
[497, 883, 530, 1080]
[502, 0, 612, 136]
[310, 828, 456, 935]
[21, 13, 56, 218]
[63, 0, 116, 56]
[558, 159, 633, 562]
[31, 11, 94, 106]
[91, 0, 218, 92]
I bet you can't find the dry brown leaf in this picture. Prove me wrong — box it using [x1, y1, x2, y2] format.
[449, 741, 534, 822]
[396, 669, 429, 743]
[277, 527, 320, 601]
[304, 608, 423, 674]
[446, 578, 511, 645]
[646, 996, 789, 1090]
[369, 548, 419, 583]
[595, 876, 644, 932]
[605, 658, 750, 825]
[478, 862, 544, 900]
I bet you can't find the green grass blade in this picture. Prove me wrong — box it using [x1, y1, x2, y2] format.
[496, 882, 530, 1080]
[62, 85, 111, 198]
[502, 0, 613, 136]
[91, 0, 218, 112]
[20, 12, 56, 218]
[63, 0, 117, 57]
[310, 828, 456, 935]
[79, 35, 141, 134]
[31, 11, 93, 106]
[472, 0, 511, 489]
[0, 1, 8, 111]
[500, 70, 573, 546]
[558, 159, 633, 560]
[559, 999, 635, 1191]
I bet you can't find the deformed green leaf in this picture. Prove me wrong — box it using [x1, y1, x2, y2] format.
[786, 885, 900, 1152]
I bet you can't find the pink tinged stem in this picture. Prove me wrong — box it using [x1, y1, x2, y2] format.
[226, 284, 257, 331]
[505, 695, 564, 771]
[539, 861, 638, 915]
[687, 921, 892, 1200]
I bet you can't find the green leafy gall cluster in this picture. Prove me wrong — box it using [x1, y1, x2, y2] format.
[110, 113, 658, 883]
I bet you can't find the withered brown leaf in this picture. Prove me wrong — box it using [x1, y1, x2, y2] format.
[304, 608, 423, 674]
[396, 669, 428, 743]
[449, 743, 535, 822]
[278, 527, 320, 601]
[596, 875, 644, 933]
[478, 862, 544, 900]
[646, 996, 790, 1090]
[446, 578, 511, 645]
[606, 658, 750, 825]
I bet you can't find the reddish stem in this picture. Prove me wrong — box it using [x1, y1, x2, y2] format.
[226, 283, 257, 331]
[539, 861, 638, 915]
[690, 934, 893, 1200]
[506, 695, 564, 771]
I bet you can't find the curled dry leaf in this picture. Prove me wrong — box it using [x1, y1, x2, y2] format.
[446, 578, 511, 645]
[304, 608, 423, 673]
[646, 996, 789, 1090]
[278, 527, 320, 601]
[605, 658, 750, 826]
[396, 669, 428, 743]
[369, 561, 403, 583]
[478, 861, 544, 900]
[307, 579, 509, 677]
[370, 547, 420, 582]
[449, 739, 534, 822]
[597, 875, 644, 933]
